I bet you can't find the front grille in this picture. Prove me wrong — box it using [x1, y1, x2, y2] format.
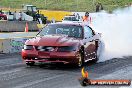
[35, 46, 56, 51]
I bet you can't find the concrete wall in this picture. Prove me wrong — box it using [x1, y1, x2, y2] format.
[0, 21, 39, 32]
[0, 37, 33, 53]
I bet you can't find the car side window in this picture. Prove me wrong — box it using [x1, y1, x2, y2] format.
[84, 26, 93, 38]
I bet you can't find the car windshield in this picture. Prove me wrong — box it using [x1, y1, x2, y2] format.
[37, 24, 83, 38]
[64, 17, 79, 21]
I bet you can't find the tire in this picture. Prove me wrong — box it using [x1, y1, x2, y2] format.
[77, 49, 84, 67]
[94, 40, 105, 63]
[93, 54, 98, 63]
[26, 62, 35, 66]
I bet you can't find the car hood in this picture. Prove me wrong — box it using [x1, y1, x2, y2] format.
[25, 35, 80, 46]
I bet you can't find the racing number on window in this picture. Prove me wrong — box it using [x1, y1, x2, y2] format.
[83, 26, 96, 60]
[84, 26, 93, 38]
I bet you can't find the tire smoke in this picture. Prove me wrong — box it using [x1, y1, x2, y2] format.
[92, 6, 132, 62]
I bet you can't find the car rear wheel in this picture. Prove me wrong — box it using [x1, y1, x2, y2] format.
[94, 40, 105, 63]
[93, 54, 98, 63]
[26, 62, 35, 66]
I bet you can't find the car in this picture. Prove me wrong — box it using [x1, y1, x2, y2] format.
[21, 22, 103, 67]
[0, 13, 7, 20]
[62, 15, 82, 23]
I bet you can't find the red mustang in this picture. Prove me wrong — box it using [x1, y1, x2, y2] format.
[22, 22, 103, 67]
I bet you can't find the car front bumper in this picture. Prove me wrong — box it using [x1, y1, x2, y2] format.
[21, 49, 80, 64]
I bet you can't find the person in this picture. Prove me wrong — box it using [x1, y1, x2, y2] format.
[0, 9, 2, 14]
[100, 3, 103, 10]
[82, 12, 92, 26]
[96, 3, 100, 12]
[51, 18, 55, 23]
[35, 10, 41, 23]
[19, 12, 22, 21]
[9, 10, 12, 15]
[96, 3, 103, 12]
[75, 13, 80, 21]
[13, 11, 16, 21]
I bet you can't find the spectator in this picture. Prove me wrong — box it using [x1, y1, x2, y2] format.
[9, 10, 12, 15]
[19, 12, 22, 21]
[36, 10, 41, 23]
[13, 11, 16, 21]
[96, 3, 103, 12]
[0, 9, 2, 14]
[75, 13, 80, 21]
[51, 18, 55, 23]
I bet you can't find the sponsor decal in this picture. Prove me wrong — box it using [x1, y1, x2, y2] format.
[79, 67, 131, 86]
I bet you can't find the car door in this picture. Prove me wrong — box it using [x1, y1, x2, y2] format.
[83, 26, 96, 62]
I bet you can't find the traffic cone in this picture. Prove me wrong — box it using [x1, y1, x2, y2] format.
[25, 22, 28, 32]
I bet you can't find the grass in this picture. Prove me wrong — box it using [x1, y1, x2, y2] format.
[0, 0, 132, 12]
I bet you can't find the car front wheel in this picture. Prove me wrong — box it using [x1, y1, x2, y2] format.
[26, 62, 35, 66]
[77, 50, 84, 67]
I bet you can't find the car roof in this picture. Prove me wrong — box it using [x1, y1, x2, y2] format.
[49, 22, 84, 26]
[64, 16, 76, 17]
[48, 22, 93, 30]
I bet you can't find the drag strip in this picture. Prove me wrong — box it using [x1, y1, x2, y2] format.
[0, 53, 131, 88]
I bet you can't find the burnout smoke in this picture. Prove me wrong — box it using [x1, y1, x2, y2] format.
[92, 6, 132, 62]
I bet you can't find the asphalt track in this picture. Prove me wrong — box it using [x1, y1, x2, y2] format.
[0, 53, 131, 88]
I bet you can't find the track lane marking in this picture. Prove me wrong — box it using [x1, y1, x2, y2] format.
[13, 74, 65, 88]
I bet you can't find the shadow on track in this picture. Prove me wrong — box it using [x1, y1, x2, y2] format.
[25, 60, 99, 71]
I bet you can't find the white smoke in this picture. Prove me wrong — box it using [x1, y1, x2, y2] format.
[92, 6, 132, 62]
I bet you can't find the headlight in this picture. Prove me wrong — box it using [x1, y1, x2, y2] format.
[57, 46, 77, 52]
[23, 45, 33, 50]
